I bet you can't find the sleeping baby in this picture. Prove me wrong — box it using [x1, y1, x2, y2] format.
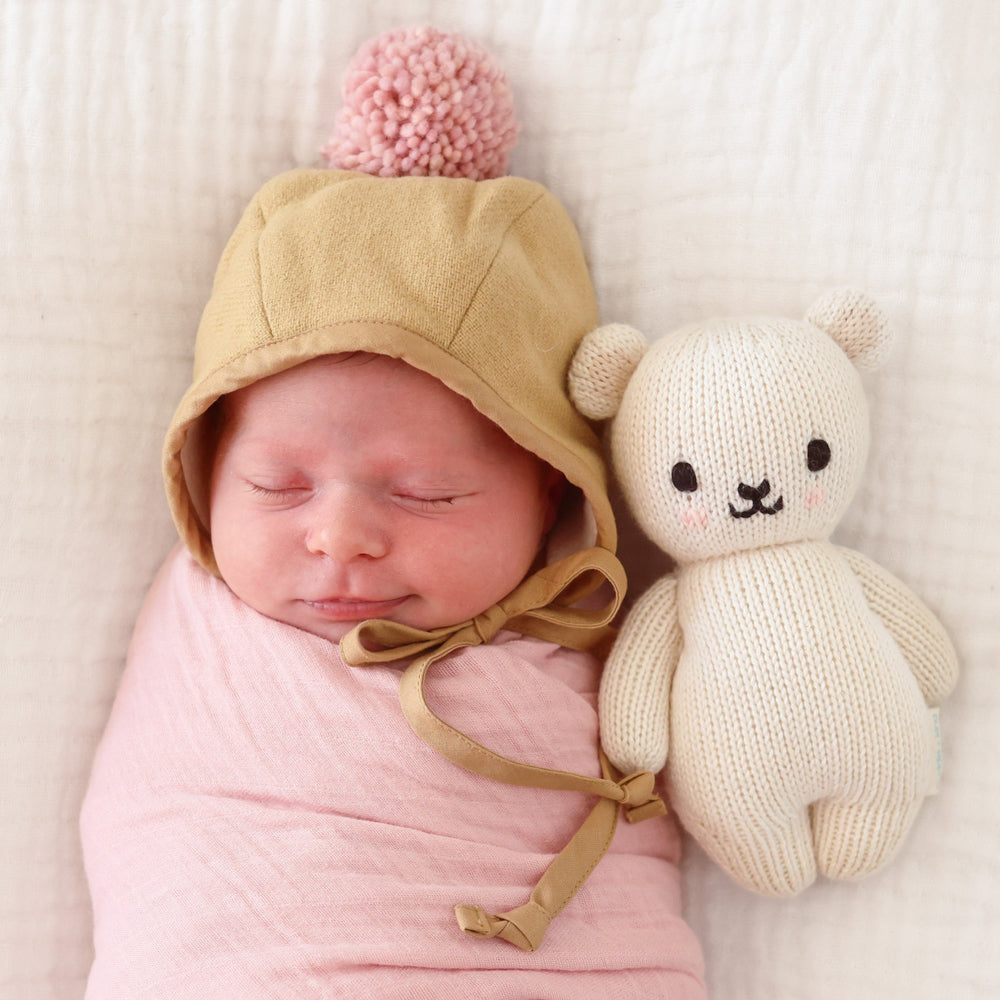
[80, 29, 706, 997]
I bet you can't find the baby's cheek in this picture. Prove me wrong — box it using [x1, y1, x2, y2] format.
[681, 506, 709, 530]
[805, 486, 828, 510]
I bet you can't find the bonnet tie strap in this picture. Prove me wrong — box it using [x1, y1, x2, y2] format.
[340, 546, 666, 952]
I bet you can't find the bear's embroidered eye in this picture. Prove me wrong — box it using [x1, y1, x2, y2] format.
[671, 461, 698, 492]
[807, 438, 831, 472]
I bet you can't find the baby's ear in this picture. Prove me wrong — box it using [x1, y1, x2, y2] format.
[568, 324, 648, 420]
[805, 288, 894, 371]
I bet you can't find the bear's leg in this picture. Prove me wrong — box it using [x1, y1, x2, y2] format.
[679, 801, 817, 896]
[812, 796, 924, 882]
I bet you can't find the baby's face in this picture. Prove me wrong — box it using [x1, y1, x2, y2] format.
[209, 354, 560, 643]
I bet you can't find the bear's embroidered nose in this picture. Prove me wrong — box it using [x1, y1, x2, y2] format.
[738, 479, 771, 502]
[729, 479, 784, 519]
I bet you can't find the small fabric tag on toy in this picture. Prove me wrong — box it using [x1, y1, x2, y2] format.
[928, 707, 943, 795]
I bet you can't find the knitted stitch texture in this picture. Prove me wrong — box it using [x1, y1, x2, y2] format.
[569, 290, 959, 896]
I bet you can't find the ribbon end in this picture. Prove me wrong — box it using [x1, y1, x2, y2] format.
[454, 901, 548, 952]
[617, 770, 669, 824]
[455, 904, 497, 939]
[625, 795, 668, 823]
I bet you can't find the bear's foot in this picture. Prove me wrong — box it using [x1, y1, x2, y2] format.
[812, 797, 924, 882]
[686, 807, 818, 897]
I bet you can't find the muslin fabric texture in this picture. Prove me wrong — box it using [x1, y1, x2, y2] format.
[80, 548, 707, 998]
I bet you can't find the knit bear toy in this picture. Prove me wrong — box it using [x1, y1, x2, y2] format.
[568, 289, 959, 896]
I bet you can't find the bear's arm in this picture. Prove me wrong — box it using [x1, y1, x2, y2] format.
[598, 574, 681, 775]
[837, 545, 959, 705]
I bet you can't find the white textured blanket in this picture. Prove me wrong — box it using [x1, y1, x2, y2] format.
[3, 2, 998, 998]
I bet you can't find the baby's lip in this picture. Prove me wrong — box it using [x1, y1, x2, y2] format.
[301, 595, 409, 621]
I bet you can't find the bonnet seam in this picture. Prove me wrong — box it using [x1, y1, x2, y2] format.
[453, 189, 546, 340]
[252, 201, 277, 342]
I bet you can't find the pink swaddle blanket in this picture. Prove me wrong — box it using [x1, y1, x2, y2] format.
[82, 547, 705, 998]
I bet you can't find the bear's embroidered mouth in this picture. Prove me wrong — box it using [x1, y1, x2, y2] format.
[728, 479, 784, 519]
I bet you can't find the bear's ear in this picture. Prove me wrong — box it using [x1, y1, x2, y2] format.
[804, 288, 894, 371]
[568, 323, 648, 420]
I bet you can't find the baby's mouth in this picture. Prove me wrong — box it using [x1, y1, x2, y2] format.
[302, 596, 410, 621]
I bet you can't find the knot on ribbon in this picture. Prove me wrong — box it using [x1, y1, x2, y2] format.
[616, 771, 668, 824]
[470, 601, 510, 646]
[454, 901, 551, 952]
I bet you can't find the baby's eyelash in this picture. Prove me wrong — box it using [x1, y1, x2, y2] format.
[397, 493, 458, 510]
[245, 482, 308, 502]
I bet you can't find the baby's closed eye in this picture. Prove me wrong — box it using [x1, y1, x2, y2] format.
[244, 480, 313, 505]
[393, 490, 473, 514]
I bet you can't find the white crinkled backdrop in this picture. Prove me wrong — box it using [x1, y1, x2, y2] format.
[2, 1, 998, 997]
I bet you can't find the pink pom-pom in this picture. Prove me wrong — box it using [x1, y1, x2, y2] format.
[321, 26, 519, 180]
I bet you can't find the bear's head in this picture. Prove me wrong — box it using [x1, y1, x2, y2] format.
[569, 290, 893, 565]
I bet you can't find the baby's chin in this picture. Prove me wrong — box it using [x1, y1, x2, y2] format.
[291, 613, 370, 647]
[271, 606, 446, 648]
[308, 620, 359, 645]
[247, 606, 364, 646]
[254, 595, 490, 648]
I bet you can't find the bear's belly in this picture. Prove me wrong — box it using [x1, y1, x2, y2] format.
[672, 541, 931, 800]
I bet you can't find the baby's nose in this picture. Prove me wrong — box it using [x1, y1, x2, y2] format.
[305, 489, 389, 561]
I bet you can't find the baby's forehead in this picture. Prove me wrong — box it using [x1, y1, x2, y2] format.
[221, 352, 536, 462]
[226, 353, 470, 421]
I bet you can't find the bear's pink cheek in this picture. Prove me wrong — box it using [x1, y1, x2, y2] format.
[681, 507, 709, 530]
[805, 487, 828, 510]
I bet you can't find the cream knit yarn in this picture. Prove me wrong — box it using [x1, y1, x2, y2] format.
[569, 289, 959, 896]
